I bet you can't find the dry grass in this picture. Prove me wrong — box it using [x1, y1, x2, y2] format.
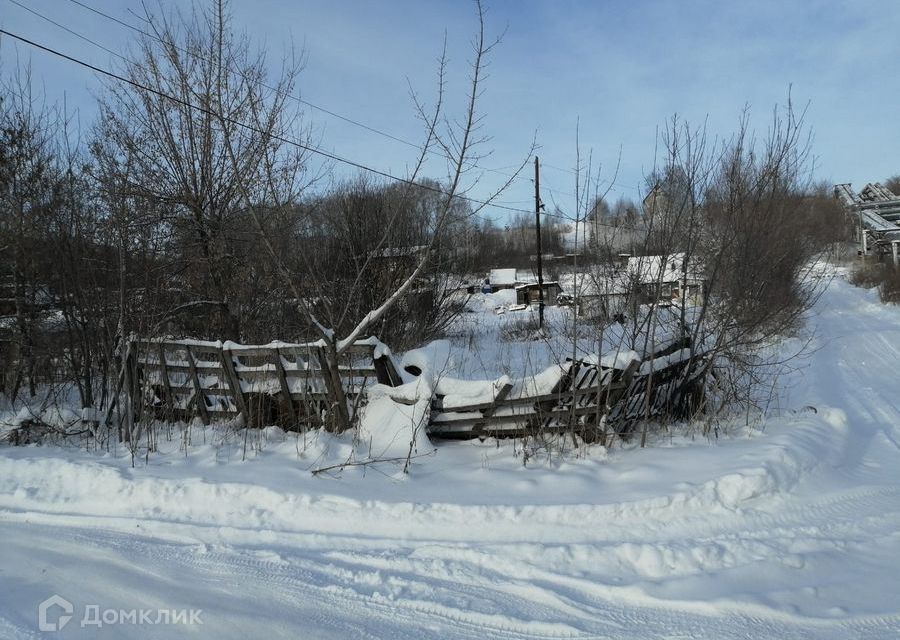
[499, 314, 541, 342]
[848, 261, 900, 304]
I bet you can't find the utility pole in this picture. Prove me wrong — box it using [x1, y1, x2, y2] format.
[535, 156, 545, 330]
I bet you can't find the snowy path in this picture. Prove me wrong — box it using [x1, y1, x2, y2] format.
[2, 274, 900, 639]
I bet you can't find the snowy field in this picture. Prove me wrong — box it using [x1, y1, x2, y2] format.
[1, 270, 900, 639]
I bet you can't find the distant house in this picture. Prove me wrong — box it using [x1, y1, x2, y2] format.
[365, 245, 434, 311]
[559, 252, 705, 318]
[488, 268, 521, 291]
[515, 281, 561, 306]
[626, 254, 704, 303]
[642, 183, 669, 216]
[558, 271, 629, 318]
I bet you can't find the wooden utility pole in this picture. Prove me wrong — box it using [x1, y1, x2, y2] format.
[535, 156, 545, 329]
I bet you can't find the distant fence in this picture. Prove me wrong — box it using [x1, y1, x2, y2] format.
[132, 338, 401, 428]
[131, 336, 705, 441]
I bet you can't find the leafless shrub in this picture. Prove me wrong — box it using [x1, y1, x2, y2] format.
[565, 96, 843, 446]
[499, 314, 541, 342]
[885, 175, 900, 197]
[848, 261, 900, 304]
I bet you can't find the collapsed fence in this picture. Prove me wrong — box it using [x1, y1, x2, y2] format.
[129, 336, 707, 442]
[429, 343, 706, 442]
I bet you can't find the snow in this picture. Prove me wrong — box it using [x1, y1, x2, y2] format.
[436, 375, 511, 409]
[626, 252, 702, 284]
[559, 270, 626, 296]
[488, 267, 518, 286]
[2, 266, 900, 638]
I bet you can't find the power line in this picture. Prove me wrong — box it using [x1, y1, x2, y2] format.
[0, 0, 509, 213]
[28, 0, 602, 205]
[14, 0, 605, 205]
[0, 26, 533, 219]
[59, 0, 639, 203]
[64, 1, 649, 198]
[0, 23, 641, 230]
[62, 0, 421, 152]
[57, 0, 560, 194]
[9, 0, 119, 60]
[541, 160, 642, 193]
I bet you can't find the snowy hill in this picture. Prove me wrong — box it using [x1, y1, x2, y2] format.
[1, 268, 900, 639]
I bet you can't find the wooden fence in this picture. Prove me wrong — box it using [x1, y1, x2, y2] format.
[132, 338, 401, 428]
[427, 347, 703, 441]
[132, 337, 705, 441]
[428, 358, 637, 440]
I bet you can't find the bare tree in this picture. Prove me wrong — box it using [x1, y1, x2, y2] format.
[885, 175, 900, 197]
[0, 65, 59, 401]
[215, 0, 529, 433]
[636, 99, 839, 439]
[565, 98, 845, 447]
[94, 0, 310, 343]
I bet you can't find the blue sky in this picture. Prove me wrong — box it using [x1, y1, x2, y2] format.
[1, 0, 898, 221]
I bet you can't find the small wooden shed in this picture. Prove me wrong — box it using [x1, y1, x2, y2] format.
[515, 281, 561, 306]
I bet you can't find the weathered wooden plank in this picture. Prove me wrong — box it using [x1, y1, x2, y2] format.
[429, 417, 602, 440]
[272, 347, 298, 425]
[185, 345, 210, 426]
[438, 379, 630, 413]
[155, 385, 196, 395]
[288, 391, 328, 401]
[315, 346, 339, 422]
[156, 343, 175, 420]
[374, 354, 403, 387]
[338, 343, 378, 355]
[206, 409, 240, 420]
[283, 366, 377, 379]
[430, 403, 609, 431]
[137, 360, 220, 373]
[219, 348, 248, 424]
[471, 381, 513, 435]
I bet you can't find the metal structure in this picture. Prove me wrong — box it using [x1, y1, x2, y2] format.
[835, 183, 900, 263]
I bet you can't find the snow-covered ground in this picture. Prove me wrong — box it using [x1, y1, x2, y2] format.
[2, 269, 900, 638]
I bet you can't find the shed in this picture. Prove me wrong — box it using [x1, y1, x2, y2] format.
[515, 281, 561, 306]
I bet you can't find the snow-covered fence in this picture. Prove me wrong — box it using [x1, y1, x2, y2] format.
[427, 345, 707, 441]
[606, 347, 707, 434]
[129, 336, 707, 439]
[428, 357, 639, 440]
[131, 337, 401, 428]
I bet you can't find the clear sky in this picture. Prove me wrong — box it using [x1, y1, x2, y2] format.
[1, 0, 898, 222]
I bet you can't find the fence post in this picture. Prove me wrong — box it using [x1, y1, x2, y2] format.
[156, 342, 175, 421]
[374, 353, 403, 387]
[272, 347, 298, 426]
[219, 345, 248, 425]
[184, 345, 210, 426]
